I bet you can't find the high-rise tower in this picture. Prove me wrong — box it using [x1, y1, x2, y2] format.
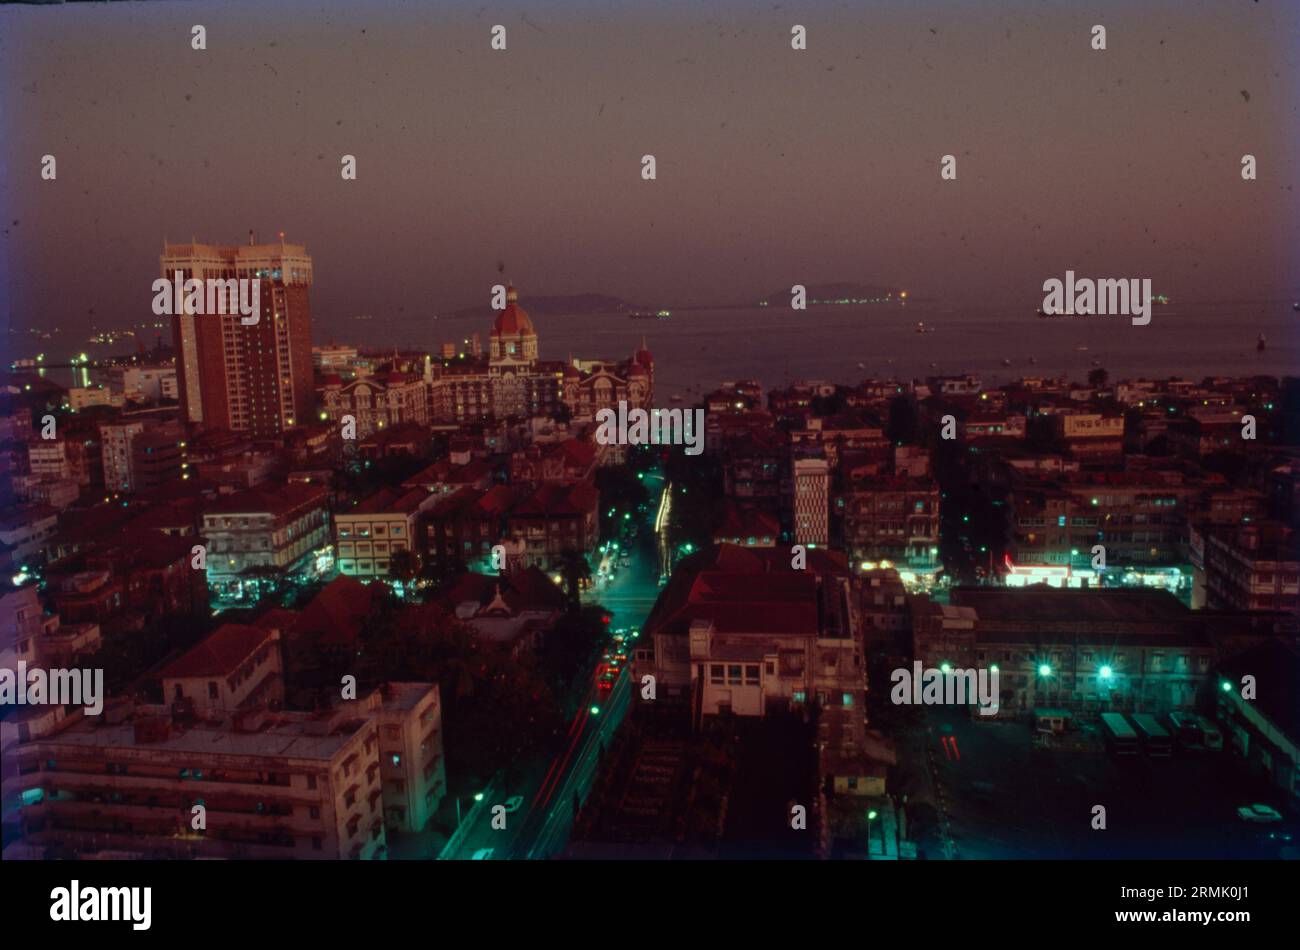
[164, 235, 314, 438]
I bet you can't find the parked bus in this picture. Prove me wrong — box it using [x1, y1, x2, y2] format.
[1100, 712, 1139, 756]
[1131, 713, 1173, 757]
[1195, 715, 1224, 752]
[1167, 712, 1204, 752]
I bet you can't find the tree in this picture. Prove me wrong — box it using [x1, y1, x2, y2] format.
[556, 548, 591, 608]
[1087, 367, 1109, 389]
[388, 548, 421, 595]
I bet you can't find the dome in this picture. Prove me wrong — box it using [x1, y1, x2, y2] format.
[628, 363, 648, 378]
[492, 285, 535, 337]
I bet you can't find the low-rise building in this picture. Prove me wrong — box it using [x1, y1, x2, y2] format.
[335, 486, 435, 578]
[200, 484, 331, 597]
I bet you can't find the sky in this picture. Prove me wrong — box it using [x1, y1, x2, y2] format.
[2, 0, 1298, 346]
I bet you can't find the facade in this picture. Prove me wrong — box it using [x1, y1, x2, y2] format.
[165, 238, 315, 438]
[426, 286, 653, 424]
[120, 365, 179, 403]
[159, 623, 285, 718]
[335, 486, 436, 578]
[793, 457, 829, 546]
[0, 505, 59, 568]
[1190, 521, 1300, 613]
[200, 484, 331, 594]
[637, 544, 861, 717]
[28, 435, 102, 489]
[15, 697, 398, 859]
[322, 372, 429, 439]
[842, 476, 941, 568]
[1008, 470, 1198, 569]
[913, 588, 1222, 717]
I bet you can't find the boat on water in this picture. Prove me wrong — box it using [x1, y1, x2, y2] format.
[670, 394, 684, 402]
[1293, 302, 1299, 312]
[915, 322, 928, 333]
[1257, 333, 1267, 352]
[630, 309, 671, 320]
[1074, 343, 1089, 352]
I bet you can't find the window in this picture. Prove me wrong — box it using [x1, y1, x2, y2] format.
[208, 681, 219, 699]
[744, 665, 760, 684]
[709, 664, 724, 684]
[842, 692, 854, 707]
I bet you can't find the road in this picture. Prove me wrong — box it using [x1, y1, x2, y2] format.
[439, 482, 666, 860]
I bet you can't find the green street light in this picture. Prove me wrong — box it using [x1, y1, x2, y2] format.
[473, 792, 484, 802]
[940, 662, 951, 674]
[590, 705, 601, 716]
[1099, 665, 1113, 680]
[1221, 681, 1233, 693]
[1038, 663, 1052, 677]
[867, 810, 878, 820]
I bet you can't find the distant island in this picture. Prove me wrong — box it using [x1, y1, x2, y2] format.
[757, 282, 908, 307]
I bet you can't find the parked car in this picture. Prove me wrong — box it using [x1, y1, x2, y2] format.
[1237, 804, 1283, 824]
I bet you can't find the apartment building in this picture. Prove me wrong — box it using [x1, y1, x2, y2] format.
[335, 486, 436, 578]
[14, 681, 445, 859]
[200, 484, 331, 596]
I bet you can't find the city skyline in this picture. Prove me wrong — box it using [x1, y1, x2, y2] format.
[4, 0, 1299, 340]
[2, 0, 1297, 928]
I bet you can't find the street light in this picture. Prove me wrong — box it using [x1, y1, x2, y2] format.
[456, 790, 487, 827]
[866, 809, 879, 857]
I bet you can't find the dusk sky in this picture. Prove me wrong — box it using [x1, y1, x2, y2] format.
[3, 0, 1298, 342]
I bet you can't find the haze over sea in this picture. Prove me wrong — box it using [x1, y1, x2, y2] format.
[365, 299, 1299, 401]
[17, 299, 1298, 402]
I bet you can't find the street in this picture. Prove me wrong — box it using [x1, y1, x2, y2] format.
[438, 480, 666, 860]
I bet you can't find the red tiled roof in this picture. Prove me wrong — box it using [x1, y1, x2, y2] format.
[159, 624, 272, 679]
[642, 543, 848, 641]
[204, 483, 328, 517]
[293, 575, 380, 648]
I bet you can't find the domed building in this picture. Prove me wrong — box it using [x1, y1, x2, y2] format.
[489, 286, 539, 364]
[427, 284, 653, 428]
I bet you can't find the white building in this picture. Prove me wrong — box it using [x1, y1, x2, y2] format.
[793, 457, 829, 547]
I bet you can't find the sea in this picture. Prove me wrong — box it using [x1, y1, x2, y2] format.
[11, 299, 1298, 402]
